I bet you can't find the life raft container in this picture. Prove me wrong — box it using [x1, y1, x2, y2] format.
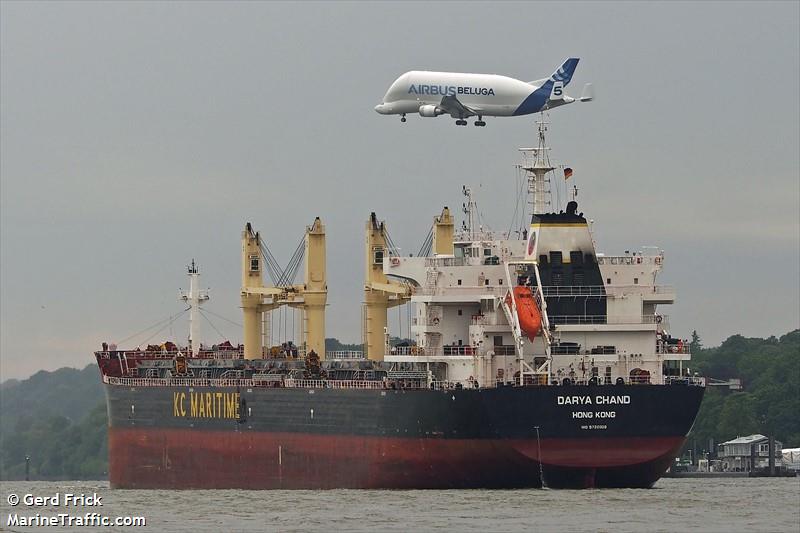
[506, 286, 543, 341]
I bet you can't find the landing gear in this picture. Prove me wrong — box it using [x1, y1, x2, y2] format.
[455, 119, 468, 126]
[400, 114, 406, 123]
[474, 117, 486, 127]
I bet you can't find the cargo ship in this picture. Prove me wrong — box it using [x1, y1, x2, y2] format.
[96, 121, 704, 489]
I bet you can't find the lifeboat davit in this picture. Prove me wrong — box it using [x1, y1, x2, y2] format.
[506, 287, 543, 341]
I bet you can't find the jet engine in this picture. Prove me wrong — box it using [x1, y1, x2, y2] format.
[418, 105, 443, 117]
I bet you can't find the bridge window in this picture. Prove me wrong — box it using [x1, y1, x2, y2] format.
[249, 255, 260, 272]
[372, 246, 384, 265]
[550, 251, 563, 265]
[634, 277, 639, 285]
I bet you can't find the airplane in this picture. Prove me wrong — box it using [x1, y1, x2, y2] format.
[374, 58, 593, 126]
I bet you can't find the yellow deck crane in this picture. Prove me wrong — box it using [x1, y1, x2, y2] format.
[241, 218, 327, 360]
[363, 213, 413, 361]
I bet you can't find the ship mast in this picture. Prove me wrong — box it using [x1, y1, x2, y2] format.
[518, 117, 555, 215]
[180, 260, 209, 356]
[461, 185, 479, 240]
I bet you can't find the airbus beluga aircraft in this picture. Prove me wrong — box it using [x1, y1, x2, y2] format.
[374, 58, 592, 126]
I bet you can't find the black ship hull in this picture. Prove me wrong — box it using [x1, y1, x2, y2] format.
[104, 382, 704, 489]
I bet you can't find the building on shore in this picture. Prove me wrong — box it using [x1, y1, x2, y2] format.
[782, 448, 800, 473]
[718, 434, 782, 472]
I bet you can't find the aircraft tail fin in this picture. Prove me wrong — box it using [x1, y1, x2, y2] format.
[550, 58, 579, 87]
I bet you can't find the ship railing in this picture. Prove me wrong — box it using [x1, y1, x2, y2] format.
[471, 314, 489, 325]
[597, 254, 664, 266]
[605, 285, 675, 297]
[391, 346, 423, 356]
[325, 350, 365, 360]
[387, 370, 430, 379]
[453, 230, 511, 242]
[430, 380, 479, 391]
[283, 379, 385, 390]
[104, 375, 256, 388]
[657, 342, 690, 354]
[470, 316, 512, 328]
[522, 285, 676, 299]
[424, 257, 468, 268]
[391, 346, 478, 357]
[549, 315, 667, 325]
[540, 285, 607, 297]
[664, 376, 706, 386]
[412, 317, 442, 326]
[415, 314, 502, 327]
[251, 373, 284, 384]
[489, 345, 517, 356]
[422, 286, 508, 297]
[96, 349, 244, 360]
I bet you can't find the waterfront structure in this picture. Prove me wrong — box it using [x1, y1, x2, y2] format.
[718, 434, 783, 472]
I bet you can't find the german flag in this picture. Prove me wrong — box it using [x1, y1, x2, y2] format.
[564, 167, 573, 180]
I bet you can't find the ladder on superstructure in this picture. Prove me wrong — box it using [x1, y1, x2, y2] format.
[424, 269, 440, 292]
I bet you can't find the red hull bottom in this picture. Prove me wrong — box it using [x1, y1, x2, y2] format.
[109, 428, 685, 489]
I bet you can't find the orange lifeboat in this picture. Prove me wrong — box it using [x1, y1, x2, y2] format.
[506, 286, 543, 341]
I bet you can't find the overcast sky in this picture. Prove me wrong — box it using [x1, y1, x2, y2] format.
[1, 1, 798, 380]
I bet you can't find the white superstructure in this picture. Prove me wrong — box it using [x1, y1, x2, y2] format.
[377, 122, 693, 389]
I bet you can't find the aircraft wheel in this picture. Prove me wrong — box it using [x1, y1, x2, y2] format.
[400, 114, 407, 123]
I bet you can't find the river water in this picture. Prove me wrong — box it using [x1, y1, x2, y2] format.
[1, 478, 798, 532]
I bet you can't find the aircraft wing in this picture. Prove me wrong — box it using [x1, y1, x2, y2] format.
[439, 95, 476, 119]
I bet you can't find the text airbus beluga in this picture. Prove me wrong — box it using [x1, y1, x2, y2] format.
[375, 57, 593, 126]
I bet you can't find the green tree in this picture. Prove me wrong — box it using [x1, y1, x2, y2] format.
[689, 330, 702, 353]
[716, 393, 760, 441]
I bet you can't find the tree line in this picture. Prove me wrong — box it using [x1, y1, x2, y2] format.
[683, 329, 799, 457]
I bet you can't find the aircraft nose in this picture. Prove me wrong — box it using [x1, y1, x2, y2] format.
[374, 103, 389, 114]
